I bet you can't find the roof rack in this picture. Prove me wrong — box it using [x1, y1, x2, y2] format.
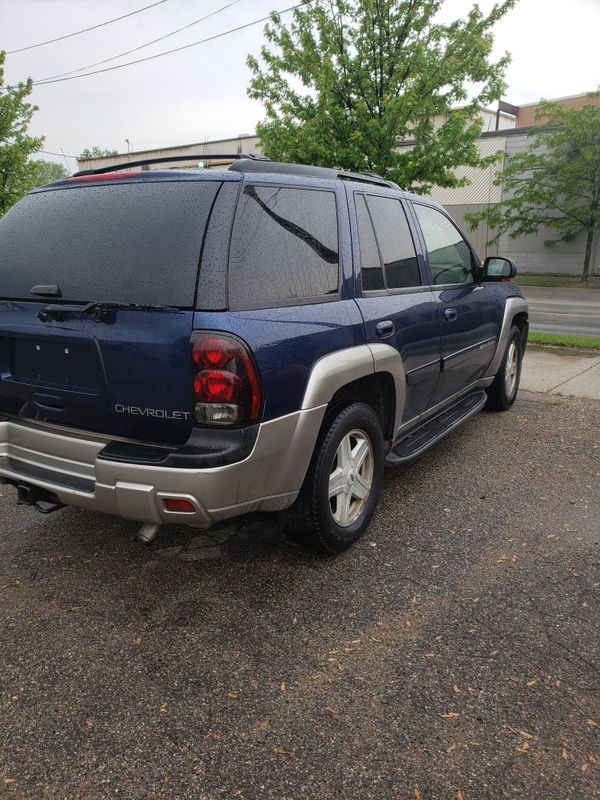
[73, 153, 269, 176]
[73, 152, 399, 189]
[229, 158, 399, 189]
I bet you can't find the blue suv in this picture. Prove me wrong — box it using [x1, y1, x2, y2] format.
[0, 155, 528, 552]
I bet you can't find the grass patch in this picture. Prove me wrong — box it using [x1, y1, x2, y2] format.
[528, 332, 600, 350]
[516, 273, 600, 288]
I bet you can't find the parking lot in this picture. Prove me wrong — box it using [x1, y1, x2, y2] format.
[0, 391, 598, 800]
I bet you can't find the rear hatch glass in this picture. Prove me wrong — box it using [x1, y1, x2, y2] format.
[0, 180, 220, 306]
[0, 180, 222, 444]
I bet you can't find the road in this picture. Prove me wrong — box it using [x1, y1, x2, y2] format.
[0, 391, 599, 799]
[521, 286, 600, 337]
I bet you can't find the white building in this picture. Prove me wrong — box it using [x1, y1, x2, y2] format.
[77, 95, 600, 277]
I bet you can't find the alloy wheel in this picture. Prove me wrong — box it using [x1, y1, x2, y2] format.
[505, 339, 519, 398]
[328, 428, 374, 527]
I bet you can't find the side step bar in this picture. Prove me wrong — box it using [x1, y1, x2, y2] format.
[386, 390, 487, 466]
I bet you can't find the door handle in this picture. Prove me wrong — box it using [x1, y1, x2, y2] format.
[375, 320, 395, 338]
[443, 307, 457, 322]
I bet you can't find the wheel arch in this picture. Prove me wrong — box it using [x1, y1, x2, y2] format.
[484, 296, 529, 379]
[327, 373, 396, 440]
[512, 310, 529, 349]
[301, 344, 406, 437]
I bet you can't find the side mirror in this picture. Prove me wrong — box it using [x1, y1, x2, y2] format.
[482, 256, 517, 281]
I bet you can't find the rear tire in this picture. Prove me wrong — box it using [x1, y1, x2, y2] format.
[281, 402, 384, 554]
[486, 325, 523, 411]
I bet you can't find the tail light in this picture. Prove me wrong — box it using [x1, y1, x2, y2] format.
[191, 332, 262, 426]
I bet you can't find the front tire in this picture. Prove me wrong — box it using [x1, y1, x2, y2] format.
[282, 403, 384, 553]
[486, 325, 523, 411]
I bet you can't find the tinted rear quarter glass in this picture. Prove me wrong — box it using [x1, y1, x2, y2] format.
[0, 181, 221, 306]
[366, 195, 420, 289]
[228, 185, 339, 310]
[355, 194, 384, 291]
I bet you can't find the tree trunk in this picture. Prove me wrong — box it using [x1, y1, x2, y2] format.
[582, 229, 593, 283]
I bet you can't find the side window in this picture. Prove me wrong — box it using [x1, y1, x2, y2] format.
[413, 203, 475, 286]
[228, 185, 339, 309]
[355, 194, 384, 291]
[366, 196, 421, 289]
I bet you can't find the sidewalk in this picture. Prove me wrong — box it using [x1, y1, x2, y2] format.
[521, 345, 600, 400]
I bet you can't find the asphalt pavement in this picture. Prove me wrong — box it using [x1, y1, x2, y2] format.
[0, 391, 599, 799]
[521, 286, 600, 337]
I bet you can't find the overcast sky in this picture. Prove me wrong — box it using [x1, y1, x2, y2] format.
[2, 0, 599, 173]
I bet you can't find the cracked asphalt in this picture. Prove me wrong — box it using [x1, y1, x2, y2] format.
[0, 391, 599, 800]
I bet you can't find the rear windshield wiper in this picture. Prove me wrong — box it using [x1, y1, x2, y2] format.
[37, 301, 180, 323]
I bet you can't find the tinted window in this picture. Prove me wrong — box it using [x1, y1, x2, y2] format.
[229, 186, 339, 309]
[366, 196, 420, 289]
[414, 203, 475, 286]
[355, 194, 384, 291]
[0, 181, 220, 306]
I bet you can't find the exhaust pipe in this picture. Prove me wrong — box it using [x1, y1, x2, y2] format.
[136, 523, 161, 545]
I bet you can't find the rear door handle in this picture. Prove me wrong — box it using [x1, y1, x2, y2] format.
[376, 320, 395, 338]
[443, 307, 457, 322]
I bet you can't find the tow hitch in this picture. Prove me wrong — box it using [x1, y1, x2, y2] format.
[16, 483, 65, 514]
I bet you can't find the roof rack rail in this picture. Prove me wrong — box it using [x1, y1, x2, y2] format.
[229, 158, 399, 189]
[73, 153, 269, 176]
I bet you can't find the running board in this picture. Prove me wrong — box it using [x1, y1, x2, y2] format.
[386, 390, 487, 466]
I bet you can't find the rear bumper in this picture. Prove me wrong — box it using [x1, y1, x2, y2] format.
[0, 408, 326, 526]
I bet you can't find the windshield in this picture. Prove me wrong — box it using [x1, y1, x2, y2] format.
[0, 180, 221, 307]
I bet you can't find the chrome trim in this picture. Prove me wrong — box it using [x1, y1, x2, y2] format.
[484, 296, 528, 378]
[406, 357, 441, 376]
[432, 282, 478, 289]
[405, 357, 442, 388]
[443, 337, 496, 364]
[386, 285, 432, 297]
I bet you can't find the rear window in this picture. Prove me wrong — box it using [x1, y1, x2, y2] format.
[0, 181, 221, 306]
[228, 185, 339, 310]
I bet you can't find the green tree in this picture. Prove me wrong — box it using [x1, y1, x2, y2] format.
[0, 51, 44, 216]
[31, 159, 67, 186]
[247, 0, 516, 193]
[79, 146, 118, 159]
[466, 97, 600, 282]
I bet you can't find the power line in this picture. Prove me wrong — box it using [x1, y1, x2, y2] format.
[36, 0, 245, 84]
[37, 149, 78, 159]
[6, 0, 170, 55]
[26, 3, 306, 87]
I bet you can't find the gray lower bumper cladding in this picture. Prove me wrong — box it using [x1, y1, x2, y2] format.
[0, 408, 326, 527]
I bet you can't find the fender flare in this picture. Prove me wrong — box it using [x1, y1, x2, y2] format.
[484, 296, 529, 379]
[301, 344, 406, 434]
